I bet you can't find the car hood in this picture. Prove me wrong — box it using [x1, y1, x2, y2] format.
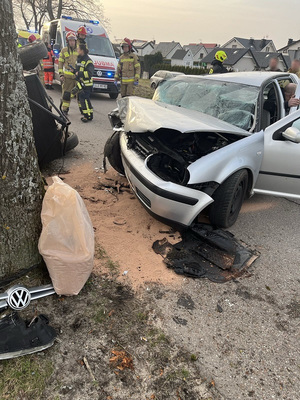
[117, 97, 250, 136]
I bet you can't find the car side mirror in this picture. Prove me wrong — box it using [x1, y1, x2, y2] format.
[282, 127, 300, 143]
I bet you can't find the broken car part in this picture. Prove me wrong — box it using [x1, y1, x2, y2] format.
[0, 312, 56, 360]
[153, 223, 258, 283]
[0, 284, 55, 311]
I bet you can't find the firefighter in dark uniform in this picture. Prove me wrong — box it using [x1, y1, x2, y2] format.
[72, 44, 94, 122]
[209, 51, 228, 74]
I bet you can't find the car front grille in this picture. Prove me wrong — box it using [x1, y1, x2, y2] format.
[135, 187, 151, 208]
[93, 69, 115, 79]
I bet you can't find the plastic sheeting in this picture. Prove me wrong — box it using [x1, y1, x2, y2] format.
[38, 177, 94, 295]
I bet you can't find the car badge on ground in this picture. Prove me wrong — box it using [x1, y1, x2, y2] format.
[0, 284, 55, 311]
[7, 286, 31, 311]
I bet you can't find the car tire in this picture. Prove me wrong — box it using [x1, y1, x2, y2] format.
[65, 131, 79, 153]
[209, 169, 248, 228]
[18, 41, 48, 71]
[103, 131, 124, 174]
[109, 93, 118, 99]
[151, 82, 156, 89]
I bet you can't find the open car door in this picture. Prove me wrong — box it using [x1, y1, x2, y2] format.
[254, 109, 300, 198]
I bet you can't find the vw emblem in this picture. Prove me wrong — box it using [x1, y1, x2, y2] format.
[97, 70, 102, 77]
[7, 286, 31, 311]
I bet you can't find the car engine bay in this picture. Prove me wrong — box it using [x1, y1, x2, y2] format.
[127, 128, 245, 185]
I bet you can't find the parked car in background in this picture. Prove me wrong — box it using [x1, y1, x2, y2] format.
[150, 70, 184, 89]
[105, 72, 300, 228]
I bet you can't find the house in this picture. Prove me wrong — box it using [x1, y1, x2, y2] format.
[171, 49, 194, 67]
[131, 40, 155, 57]
[150, 41, 182, 60]
[278, 39, 300, 65]
[278, 38, 300, 54]
[221, 37, 276, 52]
[183, 44, 208, 67]
[201, 48, 257, 72]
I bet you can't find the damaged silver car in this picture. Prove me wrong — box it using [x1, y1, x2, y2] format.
[105, 72, 300, 228]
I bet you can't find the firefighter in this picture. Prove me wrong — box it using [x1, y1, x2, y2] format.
[71, 44, 94, 122]
[58, 31, 78, 115]
[43, 42, 55, 90]
[209, 51, 228, 74]
[76, 26, 88, 46]
[115, 38, 140, 97]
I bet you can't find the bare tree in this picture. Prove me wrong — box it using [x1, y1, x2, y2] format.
[13, 0, 109, 33]
[0, 0, 44, 278]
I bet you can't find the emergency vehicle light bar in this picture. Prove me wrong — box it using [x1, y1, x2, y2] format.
[62, 15, 100, 25]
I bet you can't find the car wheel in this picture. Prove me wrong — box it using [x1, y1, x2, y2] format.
[65, 131, 79, 153]
[18, 41, 48, 71]
[151, 82, 156, 89]
[209, 169, 248, 228]
[109, 93, 118, 99]
[103, 131, 124, 174]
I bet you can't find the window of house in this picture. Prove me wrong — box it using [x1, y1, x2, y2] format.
[200, 53, 203, 59]
[266, 46, 270, 52]
[232, 45, 237, 48]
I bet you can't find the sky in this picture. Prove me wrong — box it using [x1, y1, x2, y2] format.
[101, 0, 300, 49]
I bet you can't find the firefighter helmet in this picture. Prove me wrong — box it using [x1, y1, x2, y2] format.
[77, 26, 87, 36]
[66, 31, 76, 41]
[121, 38, 132, 51]
[28, 34, 36, 43]
[215, 50, 227, 62]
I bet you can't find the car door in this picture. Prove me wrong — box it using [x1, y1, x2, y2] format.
[254, 109, 300, 198]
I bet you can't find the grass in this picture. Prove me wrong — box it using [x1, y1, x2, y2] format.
[134, 79, 155, 99]
[106, 259, 120, 277]
[0, 356, 53, 400]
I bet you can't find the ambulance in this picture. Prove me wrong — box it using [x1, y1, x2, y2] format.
[41, 16, 119, 99]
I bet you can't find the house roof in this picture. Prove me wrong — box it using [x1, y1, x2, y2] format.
[278, 39, 300, 52]
[200, 43, 218, 49]
[151, 41, 181, 57]
[183, 44, 205, 56]
[223, 37, 273, 51]
[201, 47, 250, 66]
[132, 40, 154, 49]
[171, 49, 191, 60]
[251, 51, 288, 69]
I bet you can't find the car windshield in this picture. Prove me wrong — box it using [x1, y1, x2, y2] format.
[85, 35, 115, 57]
[153, 78, 260, 131]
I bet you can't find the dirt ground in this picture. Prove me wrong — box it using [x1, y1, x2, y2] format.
[0, 164, 219, 400]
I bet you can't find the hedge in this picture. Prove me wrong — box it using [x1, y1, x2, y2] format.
[151, 63, 209, 76]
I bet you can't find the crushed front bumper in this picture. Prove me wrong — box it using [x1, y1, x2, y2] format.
[120, 133, 214, 226]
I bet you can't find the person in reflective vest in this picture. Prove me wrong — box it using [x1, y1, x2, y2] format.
[43, 42, 55, 90]
[58, 31, 78, 114]
[115, 38, 140, 97]
[71, 44, 94, 123]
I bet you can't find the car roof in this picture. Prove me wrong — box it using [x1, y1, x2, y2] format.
[171, 71, 295, 87]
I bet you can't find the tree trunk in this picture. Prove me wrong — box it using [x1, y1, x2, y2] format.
[0, 0, 44, 278]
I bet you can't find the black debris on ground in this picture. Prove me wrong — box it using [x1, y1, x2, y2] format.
[153, 223, 259, 283]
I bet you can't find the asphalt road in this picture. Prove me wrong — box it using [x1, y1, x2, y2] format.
[45, 85, 300, 400]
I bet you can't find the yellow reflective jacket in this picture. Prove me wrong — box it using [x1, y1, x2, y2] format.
[115, 52, 140, 83]
[58, 46, 78, 79]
